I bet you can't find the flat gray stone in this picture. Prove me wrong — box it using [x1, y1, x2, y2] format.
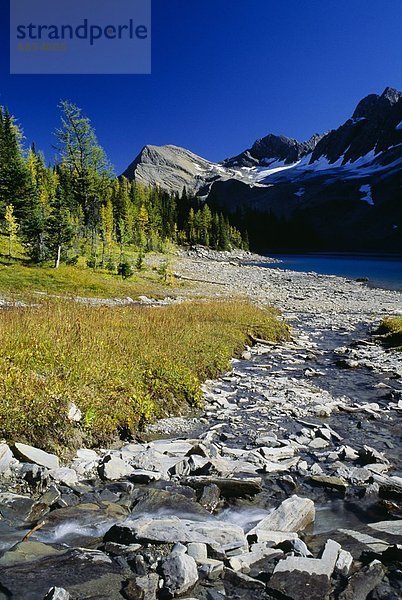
[368, 519, 402, 537]
[105, 516, 246, 551]
[12, 443, 59, 470]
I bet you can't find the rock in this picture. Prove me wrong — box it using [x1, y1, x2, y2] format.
[338, 560, 385, 600]
[335, 549, 353, 576]
[223, 568, 265, 590]
[130, 469, 162, 483]
[172, 542, 187, 555]
[310, 475, 347, 491]
[76, 448, 99, 461]
[368, 519, 402, 536]
[26, 485, 61, 522]
[0, 492, 36, 522]
[259, 446, 295, 460]
[0, 545, 126, 599]
[187, 542, 208, 563]
[373, 474, 402, 498]
[12, 443, 60, 469]
[276, 538, 312, 557]
[184, 476, 262, 498]
[67, 402, 82, 422]
[122, 574, 159, 600]
[268, 539, 341, 600]
[199, 483, 221, 511]
[309, 438, 329, 449]
[98, 455, 134, 481]
[229, 547, 283, 573]
[131, 488, 211, 520]
[358, 446, 388, 465]
[0, 443, 14, 473]
[248, 531, 299, 545]
[248, 495, 315, 536]
[197, 558, 224, 581]
[162, 553, 198, 597]
[49, 467, 78, 487]
[336, 359, 360, 369]
[273, 538, 340, 578]
[43, 588, 70, 600]
[339, 529, 391, 553]
[105, 517, 247, 552]
[0, 541, 68, 567]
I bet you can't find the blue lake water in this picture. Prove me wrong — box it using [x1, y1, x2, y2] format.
[257, 254, 402, 292]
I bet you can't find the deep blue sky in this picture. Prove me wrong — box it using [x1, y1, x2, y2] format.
[1, 0, 402, 173]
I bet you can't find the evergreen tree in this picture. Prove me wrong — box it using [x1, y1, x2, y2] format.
[55, 101, 113, 254]
[4, 204, 19, 258]
[46, 173, 75, 268]
[99, 197, 114, 265]
[0, 107, 32, 222]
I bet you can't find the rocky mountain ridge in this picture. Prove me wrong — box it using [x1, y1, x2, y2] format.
[122, 87, 402, 251]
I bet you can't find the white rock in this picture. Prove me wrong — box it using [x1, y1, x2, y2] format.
[0, 443, 13, 473]
[248, 495, 315, 535]
[335, 549, 353, 576]
[187, 542, 208, 563]
[98, 455, 134, 480]
[67, 402, 82, 422]
[49, 467, 78, 486]
[162, 553, 198, 597]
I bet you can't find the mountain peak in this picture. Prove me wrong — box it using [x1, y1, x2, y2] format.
[381, 86, 402, 104]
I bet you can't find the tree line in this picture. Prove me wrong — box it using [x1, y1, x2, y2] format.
[0, 101, 248, 270]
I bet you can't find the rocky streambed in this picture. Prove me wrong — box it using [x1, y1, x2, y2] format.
[1, 255, 402, 600]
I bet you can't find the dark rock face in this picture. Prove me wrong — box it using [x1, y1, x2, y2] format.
[223, 133, 323, 168]
[311, 87, 402, 164]
[121, 87, 402, 251]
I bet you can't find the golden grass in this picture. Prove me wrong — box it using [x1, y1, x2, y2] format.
[377, 316, 402, 349]
[0, 299, 289, 451]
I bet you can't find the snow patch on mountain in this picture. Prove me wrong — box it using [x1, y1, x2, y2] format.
[360, 184, 374, 206]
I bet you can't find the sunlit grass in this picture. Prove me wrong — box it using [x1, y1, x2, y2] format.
[377, 316, 402, 349]
[0, 299, 289, 451]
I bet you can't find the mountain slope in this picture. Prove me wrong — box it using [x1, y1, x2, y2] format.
[122, 87, 402, 251]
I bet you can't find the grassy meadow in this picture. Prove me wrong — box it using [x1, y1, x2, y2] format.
[0, 299, 289, 452]
[0, 234, 178, 301]
[378, 317, 402, 349]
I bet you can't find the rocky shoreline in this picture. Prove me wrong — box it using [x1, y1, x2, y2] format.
[1, 252, 402, 599]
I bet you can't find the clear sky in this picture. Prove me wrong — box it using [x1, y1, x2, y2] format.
[1, 0, 402, 173]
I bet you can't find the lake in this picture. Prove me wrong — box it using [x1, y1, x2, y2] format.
[257, 254, 402, 292]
